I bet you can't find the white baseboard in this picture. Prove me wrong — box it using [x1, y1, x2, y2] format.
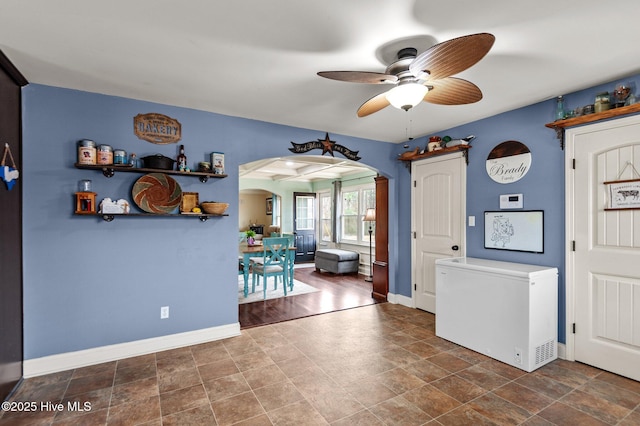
[23, 322, 241, 378]
[557, 342, 566, 360]
[387, 292, 414, 308]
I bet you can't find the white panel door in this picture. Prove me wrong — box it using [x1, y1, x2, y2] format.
[568, 115, 640, 381]
[412, 154, 465, 312]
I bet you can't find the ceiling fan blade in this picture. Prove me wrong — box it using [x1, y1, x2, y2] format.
[357, 92, 391, 117]
[423, 77, 483, 105]
[409, 33, 495, 80]
[318, 71, 398, 84]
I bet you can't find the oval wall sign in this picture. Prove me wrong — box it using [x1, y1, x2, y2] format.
[485, 140, 531, 184]
[133, 113, 182, 144]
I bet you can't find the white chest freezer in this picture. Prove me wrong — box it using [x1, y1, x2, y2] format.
[435, 257, 558, 372]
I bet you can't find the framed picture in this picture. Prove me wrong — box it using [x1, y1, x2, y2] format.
[266, 197, 273, 215]
[484, 210, 544, 253]
[180, 192, 199, 213]
[604, 179, 640, 210]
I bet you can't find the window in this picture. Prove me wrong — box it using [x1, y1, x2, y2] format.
[361, 187, 376, 242]
[295, 195, 314, 230]
[340, 183, 375, 244]
[272, 194, 281, 227]
[319, 191, 332, 242]
[341, 189, 358, 241]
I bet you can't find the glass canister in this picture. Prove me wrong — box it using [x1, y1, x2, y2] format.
[77, 139, 97, 165]
[97, 144, 113, 165]
[78, 179, 92, 192]
[594, 91, 610, 113]
[113, 149, 127, 165]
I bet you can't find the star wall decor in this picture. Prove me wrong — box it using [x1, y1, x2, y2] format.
[288, 132, 361, 161]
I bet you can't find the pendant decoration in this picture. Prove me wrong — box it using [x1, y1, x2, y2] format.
[1, 143, 19, 191]
[604, 161, 640, 211]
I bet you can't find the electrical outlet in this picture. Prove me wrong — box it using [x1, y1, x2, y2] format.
[160, 306, 169, 319]
[514, 347, 523, 364]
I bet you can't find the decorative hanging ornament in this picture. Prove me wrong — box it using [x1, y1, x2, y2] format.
[1, 143, 20, 190]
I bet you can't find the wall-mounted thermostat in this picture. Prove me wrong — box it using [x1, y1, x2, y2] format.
[500, 193, 523, 209]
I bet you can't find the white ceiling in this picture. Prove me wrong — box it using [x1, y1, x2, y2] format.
[1, 0, 639, 145]
[240, 155, 375, 183]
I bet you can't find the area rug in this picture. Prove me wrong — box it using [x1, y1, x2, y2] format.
[238, 275, 319, 304]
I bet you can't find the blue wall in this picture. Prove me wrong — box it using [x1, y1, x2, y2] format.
[21, 84, 398, 359]
[394, 73, 640, 344]
[22, 73, 640, 358]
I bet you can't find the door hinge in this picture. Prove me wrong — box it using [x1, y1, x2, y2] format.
[414, 283, 417, 291]
[413, 180, 417, 187]
[572, 240, 576, 251]
[572, 323, 576, 334]
[413, 231, 416, 239]
[572, 158, 576, 169]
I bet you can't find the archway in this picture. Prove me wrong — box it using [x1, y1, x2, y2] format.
[237, 155, 387, 326]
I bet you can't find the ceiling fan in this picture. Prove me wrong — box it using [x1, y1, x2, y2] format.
[317, 33, 495, 117]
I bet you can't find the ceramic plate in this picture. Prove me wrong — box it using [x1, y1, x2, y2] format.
[132, 173, 182, 213]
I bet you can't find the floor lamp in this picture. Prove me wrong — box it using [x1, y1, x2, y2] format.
[363, 208, 376, 282]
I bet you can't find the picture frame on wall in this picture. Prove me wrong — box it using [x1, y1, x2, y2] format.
[484, 210, 544, 253]
[266, 197, 273, 215]
[604, 179, 640, 210]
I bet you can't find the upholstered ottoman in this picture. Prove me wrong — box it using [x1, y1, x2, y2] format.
[315, 249, 359, 275]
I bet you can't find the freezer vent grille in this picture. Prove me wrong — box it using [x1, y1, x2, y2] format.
[535, 339, 556, 365]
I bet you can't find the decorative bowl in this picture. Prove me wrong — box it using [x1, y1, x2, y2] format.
[200, 202, 229, 215]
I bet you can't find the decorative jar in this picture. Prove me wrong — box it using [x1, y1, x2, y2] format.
[594, 92, 610, 113]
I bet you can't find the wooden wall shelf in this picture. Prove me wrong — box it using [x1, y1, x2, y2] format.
[545, 103, 640, 149]
[398, 145, 470, 168]
[74, 163, 227, 182]
[74, 163, 229, 220]
[75, 212, 228, 222]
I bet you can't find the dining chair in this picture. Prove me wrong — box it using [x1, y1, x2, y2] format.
[251, 237, 290, 299]
[238, 256, 245, 276]
[282, 233, 296, 290]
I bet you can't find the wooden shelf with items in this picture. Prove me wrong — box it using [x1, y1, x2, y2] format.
[74, 164, 229, 222]
[74, 163, 227, 182]
[74, 212, 228, 222]
[545, 103, 640, 149]
[398, 145, 471, 168]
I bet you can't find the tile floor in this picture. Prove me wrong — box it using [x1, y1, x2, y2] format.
[2, 303, 639, 425]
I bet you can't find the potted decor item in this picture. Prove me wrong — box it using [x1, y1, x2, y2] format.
[245, 229, 256, 245]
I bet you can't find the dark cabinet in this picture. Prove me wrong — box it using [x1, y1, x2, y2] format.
[0, 49, 27, 401]
[372, 176, 388, 301]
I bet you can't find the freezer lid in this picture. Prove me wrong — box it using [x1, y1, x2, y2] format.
[436, 257, 557, 278]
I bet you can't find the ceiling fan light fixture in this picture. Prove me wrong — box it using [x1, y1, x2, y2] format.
[386, 83, 428, 111]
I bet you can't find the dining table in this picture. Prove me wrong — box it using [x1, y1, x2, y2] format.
[239, 242, 296, 297]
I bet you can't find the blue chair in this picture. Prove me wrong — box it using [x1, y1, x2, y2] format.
[251, 237, 290, 299]
[238, 256, 245, 276]
[282, 233, 296, 290]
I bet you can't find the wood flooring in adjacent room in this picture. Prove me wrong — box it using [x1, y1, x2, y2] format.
[238, 265, 382, 329]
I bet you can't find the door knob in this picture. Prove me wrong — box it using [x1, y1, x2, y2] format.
[451, 245, 459, 251]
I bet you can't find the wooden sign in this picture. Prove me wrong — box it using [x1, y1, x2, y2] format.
[604, 162, 640, 210]
[134, 113, 181, 144]
[604, 179, 640, 210]
[485, 140, 531, 184]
